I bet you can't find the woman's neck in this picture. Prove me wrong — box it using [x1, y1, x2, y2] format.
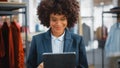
[52, 32, 64, 37]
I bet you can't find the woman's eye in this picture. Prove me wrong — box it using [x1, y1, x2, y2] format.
[61, 18, 66, 21]
[51, 19, 57, 21]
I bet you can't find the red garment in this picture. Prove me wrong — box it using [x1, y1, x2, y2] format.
[0, 22, 24, 68]
[0, 27, 5, 68]
[9, 27, 15, 68]
[0, 22, 15, 68]
[0, 28, 5, 58]
[11, 22, 24, 68]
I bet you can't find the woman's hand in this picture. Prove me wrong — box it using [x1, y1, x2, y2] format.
[37, 62, 44, 68]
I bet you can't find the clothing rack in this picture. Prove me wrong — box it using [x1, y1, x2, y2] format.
[101, 11, 116, 68]
[102, 9, 120, 68]
[0, 2, 28, 57]
[102, 10, 120, 44]
[102, 11, 120, 26]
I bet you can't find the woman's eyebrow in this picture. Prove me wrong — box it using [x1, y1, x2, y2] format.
[51, 17, 56, 19]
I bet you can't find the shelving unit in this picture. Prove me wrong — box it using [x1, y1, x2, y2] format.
[0, 2, 28, 57]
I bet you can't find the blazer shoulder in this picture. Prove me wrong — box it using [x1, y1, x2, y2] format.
[71, 33, 84, 44]
[71, 33, 83, 40]
[33, 32, 46, 39]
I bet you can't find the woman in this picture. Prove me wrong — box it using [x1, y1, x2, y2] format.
[27, 0, 88, 68]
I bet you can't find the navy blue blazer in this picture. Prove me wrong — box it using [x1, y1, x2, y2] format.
[27, 29, 88, 68]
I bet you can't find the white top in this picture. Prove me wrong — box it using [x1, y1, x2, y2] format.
[51, 32, 65, 53]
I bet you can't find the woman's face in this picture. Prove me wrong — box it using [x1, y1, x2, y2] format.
[50, 13, 67, 37]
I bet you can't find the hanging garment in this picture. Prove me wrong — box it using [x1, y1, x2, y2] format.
[105, 23, 120, 57]
[9, 24, 15, 68]
[96, 26, 108, 40]
[0, 28, 5, 58]
[0, 22, 2, 28]
[0, 27, 5, 67]
[82, 23, 91, 46]
[11, 22, 24, 68]
[96, 26, 108, 48]
[0, 22, 15, 68]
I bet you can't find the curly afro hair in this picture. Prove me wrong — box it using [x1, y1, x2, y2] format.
[37, 0, 80, 28]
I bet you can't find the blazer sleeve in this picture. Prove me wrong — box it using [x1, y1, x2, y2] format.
[78, 37, 88, 68]
[26, 36, 37, 68]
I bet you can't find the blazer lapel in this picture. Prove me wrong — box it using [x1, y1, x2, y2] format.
[63, 29, 73, 52]
[43, 28, 73, 53]
[64, 39, 73, 52]
[43, 29, 52, 52]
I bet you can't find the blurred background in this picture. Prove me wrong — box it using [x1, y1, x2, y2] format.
[0, 0, 120, 68]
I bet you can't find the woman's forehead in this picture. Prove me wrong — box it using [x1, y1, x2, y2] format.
[50, 13, 66, 17]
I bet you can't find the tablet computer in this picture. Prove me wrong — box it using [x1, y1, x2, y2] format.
[43, 52, 76, 68]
